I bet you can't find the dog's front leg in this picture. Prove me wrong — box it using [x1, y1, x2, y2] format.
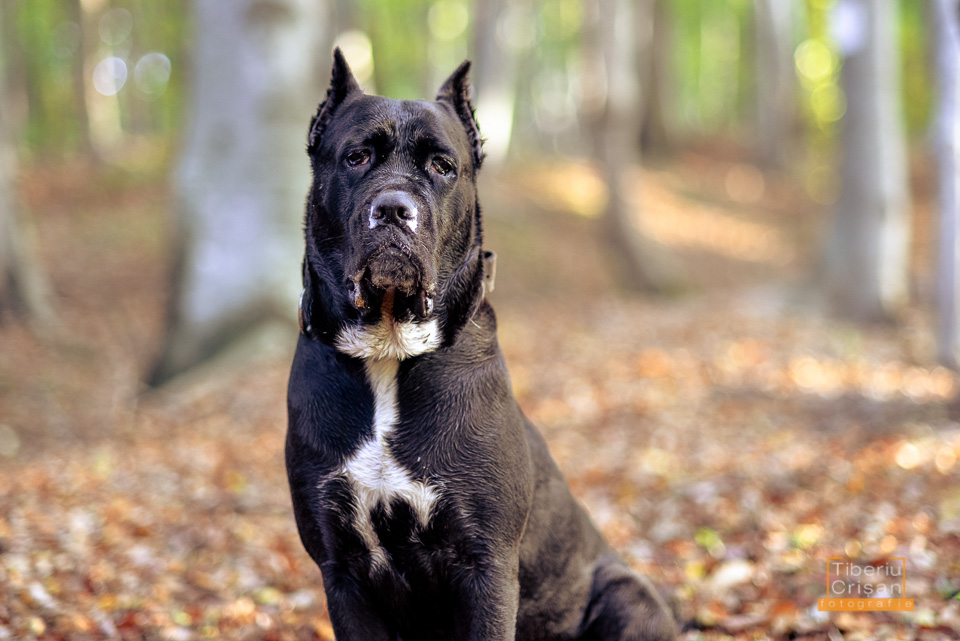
[323, 574, 394, 641]
[457, 555, 521, 641]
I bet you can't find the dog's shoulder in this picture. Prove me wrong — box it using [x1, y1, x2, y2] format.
[287, 337, 373, 456]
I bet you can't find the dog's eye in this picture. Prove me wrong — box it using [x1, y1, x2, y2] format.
[431, 157, 455, 176]
[345, 150, 370, 167]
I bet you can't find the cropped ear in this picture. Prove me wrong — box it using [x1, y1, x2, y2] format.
[298, 253, 342, 343]
[436, 61, 484, 170]
[308, 48, 362, 153]
[298, 258, 315, 337]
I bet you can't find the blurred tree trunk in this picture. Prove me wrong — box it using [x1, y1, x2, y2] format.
[582, 0, 683, 293]
[149, 0, 327, 385]
[0, 8, 54, 326]
[932, 0, 960, 369]
[0, 1, 26, 133]
[471, 0, 520, 166]
[77, 0, 118, 157]
[67, 0, 94, 156]
[753, 0, 796, 168]
[822, 0, 910, 321]
[638, 0, 673, 157]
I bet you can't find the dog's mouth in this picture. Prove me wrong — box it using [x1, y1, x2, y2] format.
[347, 240, 436, 321]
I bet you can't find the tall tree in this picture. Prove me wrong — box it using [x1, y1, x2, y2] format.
[582, 0, 682, 292]
[753, 0, 796, 168]
[822, 0, 910, 321]
[932, 0, 960, 369]
[149, 0, 328, 384]
[0, 5, 54, 326]
[471, 0, 520, 166]
[67, 0, 93, 156]
[638, 0, 673, 157]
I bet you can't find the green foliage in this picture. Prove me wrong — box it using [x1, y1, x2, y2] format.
[4, 0, 187, 159]
[671, 0, 704, 132]
[14, 0, 80, 152]
[694, 526, 726, 559]
[2, 0, 933, 163]
[128, 1, 190, 135]
[899, 0, 932, 135]
[358, 0, 433, 99]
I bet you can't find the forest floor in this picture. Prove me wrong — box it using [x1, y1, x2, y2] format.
[1, 155, 959, 640]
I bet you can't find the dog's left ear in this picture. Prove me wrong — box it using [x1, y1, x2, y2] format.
[308, 48, 362, 153]
[437, 61, 484, 170]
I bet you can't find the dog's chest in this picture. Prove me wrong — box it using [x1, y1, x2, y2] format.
[340, 358, 439, 562]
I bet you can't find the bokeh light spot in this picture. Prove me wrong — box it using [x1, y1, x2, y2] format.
[429, 0, 469, 42]
[895, 442, 922, 470]
[935, 445, 956, 474]
[134, 52, 172, 95]
[98, 7, 133, 47]
[810, 84, 846, 124]
[92, 57, 128, 96]
[333, 31, 374, 86]
[844, 538, 861, 558]
[795, 39, 837, 83]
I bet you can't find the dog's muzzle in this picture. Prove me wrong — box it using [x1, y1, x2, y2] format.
[348, 257, 436, 321]
[347, 194, 436, 321]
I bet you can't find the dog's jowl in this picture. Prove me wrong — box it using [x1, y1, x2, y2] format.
[285, 49, 679, 641]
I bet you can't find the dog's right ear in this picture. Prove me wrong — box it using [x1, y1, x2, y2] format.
[299, 255, 337, 342]
[298, 258, 315, 338]
[436, 60, 483, 170]
[308, 48, 362, 153]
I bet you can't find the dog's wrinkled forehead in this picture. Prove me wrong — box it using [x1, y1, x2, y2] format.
[319, 97, 473, 167]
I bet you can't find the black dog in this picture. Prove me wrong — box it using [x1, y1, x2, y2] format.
[286, 49, 678, 641]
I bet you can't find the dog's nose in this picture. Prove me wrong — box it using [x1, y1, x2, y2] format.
[370, 191, 419, 232]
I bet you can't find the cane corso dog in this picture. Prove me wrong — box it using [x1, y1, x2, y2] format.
[286, 49, 678, 641]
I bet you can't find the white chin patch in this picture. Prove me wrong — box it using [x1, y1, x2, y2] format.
[335, 317, 440, 361]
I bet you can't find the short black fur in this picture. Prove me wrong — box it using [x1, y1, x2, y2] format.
[287, 49, 678, 641]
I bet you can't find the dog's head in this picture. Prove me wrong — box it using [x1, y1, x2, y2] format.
[299, 49, 489, 360]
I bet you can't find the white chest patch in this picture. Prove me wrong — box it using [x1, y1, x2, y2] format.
[335, 317, 441, 361]
[340, 357, 440, 563]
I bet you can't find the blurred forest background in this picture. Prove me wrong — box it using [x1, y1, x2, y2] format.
[3, 0, 960, 639]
